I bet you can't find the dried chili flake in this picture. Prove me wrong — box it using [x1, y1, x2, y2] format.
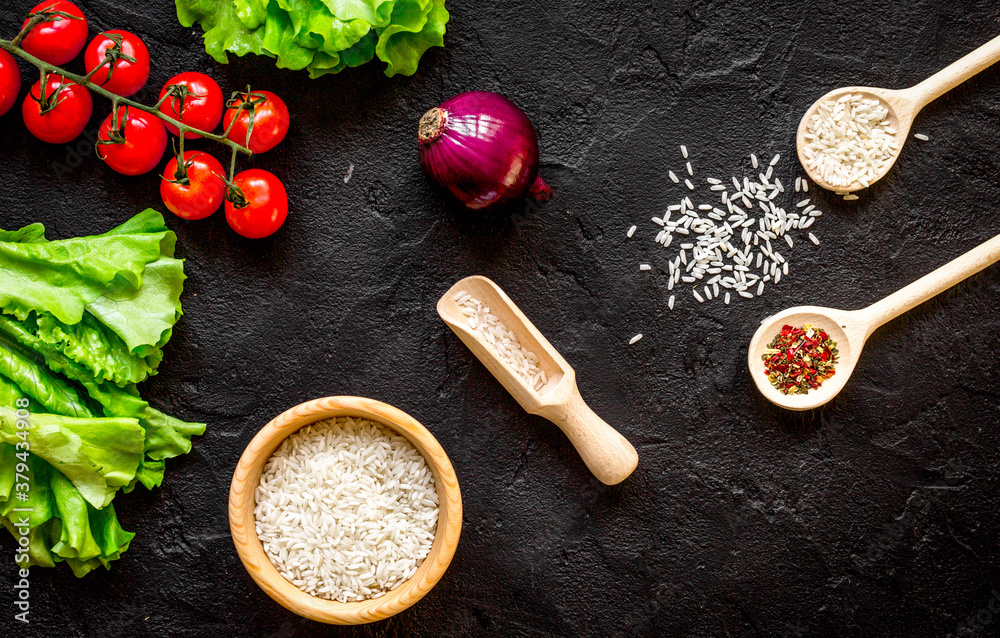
[761, 323, 839, 394]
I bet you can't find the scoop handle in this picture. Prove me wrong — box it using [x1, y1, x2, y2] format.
[860, 231, 1000, 335]
[535, 387, 638, 485]
[906, 33, 1000, 107]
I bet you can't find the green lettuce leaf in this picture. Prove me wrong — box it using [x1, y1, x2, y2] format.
[77, 378, 205, 476]
[0, 376, 136, 575]
[0, 209, 184, 379]
[260, 2, 316, 70]
[0, 223, 47, 244]
[0, 338, 93, 418]
[84, 255, 186, 358]
[130, 457, 166, 492]
[234, 0, 269, 29]
[0, 451, 55, 538]
[0, 374, 25, 406]
[178, 0, 267, 63]
[85, 209, 185, 356]
[0, 215, 171, 326]
[30, 312, 162, 387]
[0, 315, 205, 452]
[0, 407, 144, 509]
[0, 450, 135, 576]
[0, 210, 201, 576]
[0, 315, 204, 490]
[176, 0, 446, 77]
[374, 0, 447, 77]
[306, 21, 376, 77]
[0, 452, 58, 568]
[46, 468, 103, 562]
[277, 0, 373, 53]
[97, 208, 177, 241]
[319, 0, 396, 25]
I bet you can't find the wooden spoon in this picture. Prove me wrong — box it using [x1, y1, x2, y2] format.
[796, 34, 1000, 192]
[437, 275, 638, 485]
[748, 232, 1000, 411]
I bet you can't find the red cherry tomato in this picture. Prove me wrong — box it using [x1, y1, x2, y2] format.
[84, 30, 150, 97]
[158, 72, 224, 139]
[20, 1, 88, 65]
[225, 169, 288, 238]
[223, 90, 289, 153]
[96, 108, 167, 176]
[0, 50, 20, 117]
[160, 151, 226, 220]
[22, 74, 92, 144]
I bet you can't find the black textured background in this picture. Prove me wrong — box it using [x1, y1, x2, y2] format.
[2, 1, 1000, 636]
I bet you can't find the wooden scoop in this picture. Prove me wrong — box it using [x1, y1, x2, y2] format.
[797, 33, 1000, 192]
[748, 232, 1000, 411]
[437, 275, 638, 485]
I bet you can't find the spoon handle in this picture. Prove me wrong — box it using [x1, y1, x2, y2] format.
[906, 33, 1000, 108]
[861, 232, 1000, 334]
[535, 386, 638, 486]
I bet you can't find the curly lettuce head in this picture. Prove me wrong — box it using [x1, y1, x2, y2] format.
[176, 0, 449, 78]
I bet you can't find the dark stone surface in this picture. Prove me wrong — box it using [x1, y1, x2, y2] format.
[1, 0, 1000, 636]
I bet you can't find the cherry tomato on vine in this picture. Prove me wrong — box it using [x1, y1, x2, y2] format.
[22, 74, 92, 144]
[0, 50, 21, 117]
[96, 108, 167, 176]
[223, 90, 289, 153]
[225, 169, 288, 238]
[158, 72, 224, 139]
[161, 151, 226, 220]
[84, 30, 149, 97]
[20, 1, 88, 66]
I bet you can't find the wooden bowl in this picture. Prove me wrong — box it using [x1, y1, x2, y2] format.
[229, 396, 463, 625]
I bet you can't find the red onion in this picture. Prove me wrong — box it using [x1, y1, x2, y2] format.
[417, 91, 551, 210]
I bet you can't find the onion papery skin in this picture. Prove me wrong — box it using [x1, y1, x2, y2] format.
[418, 91, 551, 211]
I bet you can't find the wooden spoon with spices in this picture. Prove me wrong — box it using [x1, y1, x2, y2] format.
[797, 33, 1000, 193]
[748, 232, 1000, 411]
[438, 275, 638, 485]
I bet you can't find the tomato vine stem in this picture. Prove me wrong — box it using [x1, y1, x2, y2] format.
[11, 12, 48, 48]
[0, 35, 252, 159]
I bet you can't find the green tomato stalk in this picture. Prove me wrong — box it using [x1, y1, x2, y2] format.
[0, 6, 253, 185]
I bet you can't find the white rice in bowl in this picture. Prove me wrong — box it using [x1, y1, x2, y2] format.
[254, 416, 439, 603]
